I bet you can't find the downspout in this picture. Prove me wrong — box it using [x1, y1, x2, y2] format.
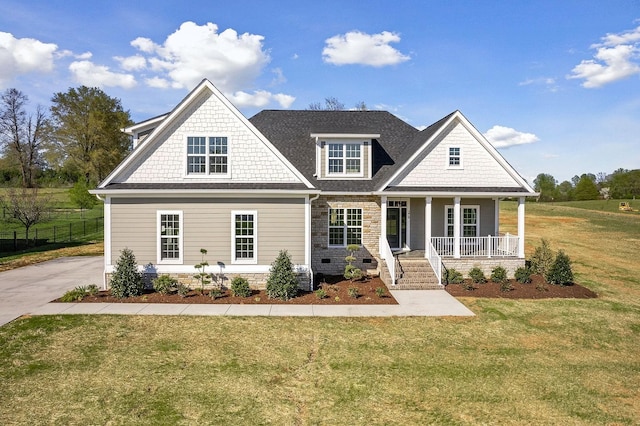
[306, 193, 321, 290]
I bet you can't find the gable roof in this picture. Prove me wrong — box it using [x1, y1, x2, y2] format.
[97, 79, 314, 191]
[249, 110, 421, 192]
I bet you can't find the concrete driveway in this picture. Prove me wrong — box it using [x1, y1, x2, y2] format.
[0, 256, 103, 327]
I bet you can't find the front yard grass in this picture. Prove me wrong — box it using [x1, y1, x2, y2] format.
[0, 201, 638, 424]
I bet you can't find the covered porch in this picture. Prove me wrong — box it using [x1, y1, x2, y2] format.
[378, 194, 527, 286]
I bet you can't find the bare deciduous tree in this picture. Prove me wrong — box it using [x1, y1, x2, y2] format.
[0, 89, 49, 187]
[2, 187, 52, 245]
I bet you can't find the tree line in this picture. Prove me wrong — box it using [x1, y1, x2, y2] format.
[0, 86, 132, 188]
[533, 169, 640, 202]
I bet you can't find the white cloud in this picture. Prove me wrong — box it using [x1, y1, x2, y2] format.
[484, 125, 539, 148]
[0, 32, 58, 86]
[69, 60, 137, 88]
[519, 77, 558, 92]
[322, 30, 410, 67]
[145, 76, 170, 89]
[75, 51, 92, 60]
[130, 21, 270, 93]
[568, 25, 640, 88]
[228, 90, 295, 108]
[114, 54, 146, 71]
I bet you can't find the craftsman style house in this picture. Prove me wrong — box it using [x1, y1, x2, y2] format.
[93, 79, 537, 290]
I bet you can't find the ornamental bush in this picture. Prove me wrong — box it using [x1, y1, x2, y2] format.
[468, 266, 487, 284]
[444, 268, 463, 284]
[514, 266, 532, 284]
[266, 250, 299, 301]
[490, 266, 508, 284]
[546, 250, 574, 286]
[110, 248, 143, 298]
[153, 275, 177, 295]
[230, 276, 251, 297]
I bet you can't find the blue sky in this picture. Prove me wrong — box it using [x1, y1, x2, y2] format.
[1, 0, 639, 183]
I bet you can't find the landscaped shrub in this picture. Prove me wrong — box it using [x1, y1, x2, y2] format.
[500, 281, 514, 292]
[546, 250, 574, 286]
[375, 287, 386, 298]
[193, 248, 211, 293]
[315, 288, 327, 299]
[209, 288, 223, 299]
[444, 268, 463, 284]
[514, 266, 532, 284]
[348, 287, 360, 299]
[468, 267, 487, 284]
[177, 283, 189, 298]
[344, 244, 363, 281]
[86, 284, 99, 296]
[530, 238, 554, 278]
[266, 250, 299, 301]
[153, 275, 177, 295]
[490, 266, 508, 284]
[230, 276, 251, 297]
[60, 287, 89, 302]
[110, 248, 143, 298]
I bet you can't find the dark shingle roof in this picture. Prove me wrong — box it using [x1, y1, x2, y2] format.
[249, 110, 430, 192]
[103, 182, 309, 191]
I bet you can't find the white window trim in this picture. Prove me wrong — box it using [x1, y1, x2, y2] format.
[327, 207, 363, 248]
[324, 140, 365, 178]
[184, 135, 231, 179]
[446, 146, 463, 169]
[387, 198, 411, 250]
[231, 210, 258, 265]
[157, 210, 183, 265]
[445, 205, 480, 237]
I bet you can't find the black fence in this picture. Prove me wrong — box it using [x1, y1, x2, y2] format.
[0, 217, 103, 253]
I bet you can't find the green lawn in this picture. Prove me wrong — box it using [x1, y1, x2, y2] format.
[0, 202, 639, 424]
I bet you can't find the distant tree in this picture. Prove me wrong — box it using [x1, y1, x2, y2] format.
[69, 180, 97, 216]
[609, 169, 640, 199]
[596, 171, 609, 187]
[308, 97, 345, 111]
[48, 86, 133, 183]
[353, 101, 368, 111]
[533, 173, 557, 201]
[1, 187, 51, 244]
[574, 175, 600, 200]
[0, 89, 49, 187]
[556, 180, 574, 201]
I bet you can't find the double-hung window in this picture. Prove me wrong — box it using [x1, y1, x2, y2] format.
[445, 206, 479, 237]
[158, 211, 183, 264]
[232, 211, 257, 264]
[327, 143, 361, 175]
[187, 136, 228, 176]
[328, 208, 362, 246]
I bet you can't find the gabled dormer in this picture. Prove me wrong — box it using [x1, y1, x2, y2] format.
[311, 133, 379, 180]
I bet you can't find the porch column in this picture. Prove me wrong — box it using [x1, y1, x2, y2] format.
[494, 198, 500, 235]
[425, 196, 432, 258]
[454, 196, 461, 258]
[517, 196, 525, 258]
[380, 195, 387, 255]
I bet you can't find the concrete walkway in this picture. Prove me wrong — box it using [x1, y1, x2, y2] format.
[1, 257, 474, 326]
[31, 289, 474, 318]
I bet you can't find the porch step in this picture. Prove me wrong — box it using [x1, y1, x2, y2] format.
[393, 257, 443, 290]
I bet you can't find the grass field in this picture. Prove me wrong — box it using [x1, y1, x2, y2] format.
[0, 201, 639, 424]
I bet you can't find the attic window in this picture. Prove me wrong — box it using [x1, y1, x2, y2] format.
[327, 142, 362, 175]
[187, 136, 229, 176]
[448, 147, 462, 168]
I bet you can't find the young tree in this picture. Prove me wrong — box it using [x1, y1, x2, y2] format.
[0, 89, 49, 187]
[1, 187, 51, 244]
[49, 86, 133, 183]
[69, 180, 97, 216]
[266, 250, 299, 300]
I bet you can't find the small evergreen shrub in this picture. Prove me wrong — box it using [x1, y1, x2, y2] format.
[444, 268, 463, 284]
[60, 287, 88, 302]
[266, 250, 299, 301]
[86, 284, 99, 296]
[546, 250, 574, 286]
[375, 287, 386, 298]
[177, 283, 189, 297]
[468, 267, 487, 284]
[462, 281, 476, 291]
[230, 276, 251, 297]
[348, 287, 360, 299]
[514, 266, 532, 284]
[490, 266, 508, 284]
[110, 248, 143, 298]
[153, 275, 177, 295]
[530, 239, 554, 278]
[500, 281, 514, 292]
[315, 288, 327, 299]
[209, 288, 223, 299]
[193, 248, 211, 293]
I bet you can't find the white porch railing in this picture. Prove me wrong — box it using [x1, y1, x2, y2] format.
[427, 241, 442, 285]
[431, 234, 520, 258]
[379, 235, 397, 285]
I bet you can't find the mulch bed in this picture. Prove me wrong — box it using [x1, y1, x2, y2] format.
[54, 276, 398, 305]
[445, 274, 598, 299]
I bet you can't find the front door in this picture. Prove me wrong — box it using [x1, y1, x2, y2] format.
[387, 201, 408, 250]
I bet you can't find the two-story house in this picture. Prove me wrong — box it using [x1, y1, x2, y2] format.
[92, 79, 537, 290]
